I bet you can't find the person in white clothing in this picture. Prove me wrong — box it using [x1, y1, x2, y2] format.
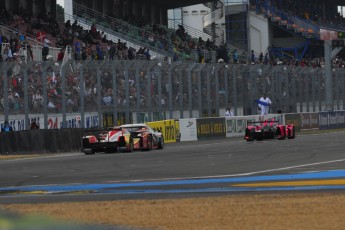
[258, 94, 272, 116]
[225, 107, 234, 117]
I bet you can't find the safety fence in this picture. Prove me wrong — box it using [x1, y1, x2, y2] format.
[0, 60, 345, 131]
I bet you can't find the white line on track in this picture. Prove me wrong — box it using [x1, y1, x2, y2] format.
[108, 158, 345, 183]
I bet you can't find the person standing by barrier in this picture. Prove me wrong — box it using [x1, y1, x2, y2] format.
[30, 121, 39, 130]
[225, 107, 234, 117]
[42, 37, 50, 60]
[1, 121, 13, 132]
[257, 93, 272, 116]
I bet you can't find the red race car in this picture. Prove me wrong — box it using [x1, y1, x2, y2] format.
[244, 120, 295, 141]
[82, 127, 134, 154]
[120, 124, 165, 151]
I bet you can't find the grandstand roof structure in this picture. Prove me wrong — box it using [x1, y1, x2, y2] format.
[143, 0, 212, 9]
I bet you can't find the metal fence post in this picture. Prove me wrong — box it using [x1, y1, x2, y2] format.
[79, 62, 85, 128]
[214, 64, 222, 116]
[341, 69, 345, 110]
[125, 61, 132, 123]
[231, 65, 241, 116]
[111, 61, 118, 125]
[324, 40, 333, 111]
[22, 63, 29, 129]
[96, 61, 103, 127]
[178, 65, 184, 119]
[60, 61, 67, 128]
[146, 61, 157, 122]
[156, 63, 163, 120]
[167, 63, 176, 120]
[42, 63, 48, 129]
[187, 63, 197, 118]
[2, 62, 9, 121]
[311, 69, 316, 112]
[206, 65, 212, 116]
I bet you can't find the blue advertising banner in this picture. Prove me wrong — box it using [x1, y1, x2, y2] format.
[336, 111, 345, 128]
[319, 111, 345, 130]
[319, 112, 330, 130]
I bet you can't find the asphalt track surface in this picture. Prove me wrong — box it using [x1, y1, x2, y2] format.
[1, 131, 345, 204]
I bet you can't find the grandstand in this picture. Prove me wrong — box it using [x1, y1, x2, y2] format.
[1, 0, 345, 129]
[2, 0, 345, 63]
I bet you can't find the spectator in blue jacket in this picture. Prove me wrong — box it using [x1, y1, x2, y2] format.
[1, 121, 13, 132]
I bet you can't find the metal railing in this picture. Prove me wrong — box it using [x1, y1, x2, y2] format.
[1, 60, 343, 130]
[72, 2, 175, 59]
[202, 1, 225, 46]
[71, 2, 217, 62]
[257, 1, 320, 38]
[0, 24, 61, 62]
[167, 17, 213, 42]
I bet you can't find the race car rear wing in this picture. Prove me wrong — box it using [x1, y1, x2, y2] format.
[247, 120, 280, 124]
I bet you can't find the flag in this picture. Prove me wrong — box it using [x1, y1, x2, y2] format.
[255, 99, 270, 106]
[36, 31, 46, 43]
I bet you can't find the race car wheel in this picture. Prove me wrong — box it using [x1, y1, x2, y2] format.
[158, 136, 164, 149]
[127, 138, 134, 152]
[146, 135, 153, 151]
[245, 128, 255, 141]
[288, 127, 296, 139]
[84, 149, 95, 155]
[277, 127, 286, 140]
[256, 132, 264, 141]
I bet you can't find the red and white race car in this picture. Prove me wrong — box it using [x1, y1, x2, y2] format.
[120, 124, 164, 151]
[82, 127, 133, 154]
[82, 124, 164, 154]
[244, 120, 295, 141]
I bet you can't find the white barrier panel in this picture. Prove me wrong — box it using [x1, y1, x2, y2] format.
[0, 112, 99, 131]
[179, 118, 198, 142]
[225, 116, 248, 138]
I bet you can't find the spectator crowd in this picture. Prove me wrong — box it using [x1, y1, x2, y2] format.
[2, 1, 345, 116]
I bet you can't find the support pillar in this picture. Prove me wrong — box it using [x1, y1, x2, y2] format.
[113, 0, 123, 19]
[324, 40, 333, 111]
[132, 0, 139, 19]
[32, 0, 45, 17]
[103, 0, 112, 16]
[92, 0, 102, 13]
[141, 3, 147, 23]
[160, 7, 168, 25]
[6, 0, 19, 13]
[150, 5, 156, 24]
[127, 0, 133, 18]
